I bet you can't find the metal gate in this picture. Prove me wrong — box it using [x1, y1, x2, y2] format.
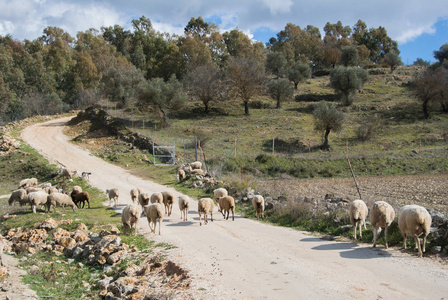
[152, 142, 175, 166]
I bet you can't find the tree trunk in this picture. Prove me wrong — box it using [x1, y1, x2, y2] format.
[204, 100, 209, 113]
[160, 108, 169, 127]
[322, 128, 331, 150]
[422, 100, 429, 119]
[294, 82, 298, 90]
[276, 96, 281, 109]
[244, 101, 250, 116]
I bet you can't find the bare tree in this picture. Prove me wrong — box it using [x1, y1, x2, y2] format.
[227, 57, 266, 116]
[184, 63, 225, 113]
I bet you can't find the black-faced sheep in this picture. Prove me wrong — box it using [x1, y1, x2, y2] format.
[398, 205, 432, 258]
[218, 196, 235, 221]
[178, 195, 190, 221]
[161, 191, 175, 216]
[349, 199, 368, 240]
[71, 191, 90, 209]
[213, 188, 228, 213]
[47, 193, 77, 213]
[145, 203, 163, 235]
[252, 195, 265, 220]
[8, 188, 27, 206]
[370, 201, 395, 249]
[106, 188, 119, 207]
[130, 188, 143, 204]
[28, 191, 49, 214]
[198, 198, 214, 226]
[122, 204, 141, 236]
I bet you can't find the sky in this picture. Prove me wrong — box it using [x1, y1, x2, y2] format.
[0, 0, 447, 65]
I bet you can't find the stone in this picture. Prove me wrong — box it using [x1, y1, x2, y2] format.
[72, 247, 83, 259]
[36, 218, 59, 230]
[431, 246, 442, 254]
[73, 231, 89, 243]
[110, 226, 120, 235]
[107, 250, 124, 265]
[76, 223, 88, 231]
[58, 237, 76, 248]
[97, 277, 114, 290]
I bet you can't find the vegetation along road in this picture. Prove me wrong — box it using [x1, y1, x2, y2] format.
[21, 117, 448, 299]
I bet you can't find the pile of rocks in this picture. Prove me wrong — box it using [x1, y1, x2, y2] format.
[3, 218, 193, 299]
[0, 134, 20, 156]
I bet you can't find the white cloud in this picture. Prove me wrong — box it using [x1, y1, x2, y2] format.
[259, 0, 294, 14]
[0, 21, 15, 36]
[396, 24, 436, 44]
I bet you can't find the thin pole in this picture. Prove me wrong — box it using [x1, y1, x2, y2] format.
[346, 140, 362, 200]
[234, 137, 237, 157]
[241, 162, 243, 182]
[195, 136, 198, 161]
[419, 139, 421, 157]
[272, 137, 275, 155]
[308, 139, 311, 159]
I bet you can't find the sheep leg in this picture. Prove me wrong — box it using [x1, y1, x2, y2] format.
[185, 209, 188, 222]
[210, 212, 213, 222]
[158, 219, 161, 235]
[413, 235, 422, 257]
[384, 226, 389, 249]
[402, 233, 407, 249]
[32, 205, 37, 214]
[232, 209, 234, 221]
[354, 222, 358, 240]
[422, 235, 427, 253]
[205, 213, 208, 225]
[359, 222, 363, 239]
[87, 199, 90, 209]
[372, 228, 377, 247]
[199, 211, 202, 226]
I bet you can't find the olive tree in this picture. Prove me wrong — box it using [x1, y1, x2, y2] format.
[330, 66, 368, 106]
[313, 101, 344, 150]
[267, 78, 293, 108]
[136, 75, 187, 126]
[340, 46, 359, 66]
[287, 61, 311, 89]
[412, 68, 444, 119]
[382, 52, 402, 73]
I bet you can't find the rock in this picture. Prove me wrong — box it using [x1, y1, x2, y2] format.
[97, 277, 114, 290]
[58, 237, 76, 248]
[340, 225, 352, 232]
[429, 211, 447, 228]
[110, 226, 120, 235]
[73, 231, 89, 243]
[0, 267, 7, 277]
[72, 247, 83, 259]
[107, 250, 124, 265]
[36, 218, 59, 229]
[76, 223, 88, 231]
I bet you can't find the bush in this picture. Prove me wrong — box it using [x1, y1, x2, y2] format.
[355, 114, 383, 141]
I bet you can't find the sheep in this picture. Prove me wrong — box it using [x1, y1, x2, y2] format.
[122, 204, 141, 236]
[8, 188, 27, 206]
[218, 196, 235, 221]
[214, 188, 228, 213]
[198, 198, 214, 226]
[71, 191, 90, 209]
[398, 205, 432, 258]
[145, 203, 163, 235]
[349, 199, 368, 240]
[370, 201, 395, 249]
[47, 186, 58, 194]
[252, 195, 265, 220]
[0, 235, 4, 266]
[150, 192, 163, 204]
[190, 161, 202, 170]
[177, 169, 186, 182]
[138, 192, 151, 215]
[26, 187, 43, 194]
[19, 178, 38, 188]
[59, 167, 72, 179]
[130, 188, 143, 204]
[178, 195, 190, 221]
[81, 172, 91, 181]
[72, 186, 83, 194]
[47, 192, 77, 213]
[27, 191, 50, 214]
[106, 188, 119, 207]
[161, 191, 175, 216]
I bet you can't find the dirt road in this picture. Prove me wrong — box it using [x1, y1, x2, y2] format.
[21, 117, 448, 300]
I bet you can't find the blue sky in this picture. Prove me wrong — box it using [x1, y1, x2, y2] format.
[1, 0, 447, 65]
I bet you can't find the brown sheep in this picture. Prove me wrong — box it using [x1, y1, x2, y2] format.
[218, 196, 235, 221]
[71, 191, 90, 209]
[161, 191, 175, 216]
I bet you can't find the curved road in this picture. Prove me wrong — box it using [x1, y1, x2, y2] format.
[21, 117, 448, 300]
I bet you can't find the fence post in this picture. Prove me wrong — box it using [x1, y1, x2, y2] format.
[272, 137, 275, 156]
[234, 137, 237, 157]
[195, 136, 198, 161]
[183, 139, 186, 164]
[308, 139, 311, 159]
[241, 162, 243, 182]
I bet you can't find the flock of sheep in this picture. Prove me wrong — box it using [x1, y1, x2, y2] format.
[6, 162, 432, 260]
[349, 199, 432, 257]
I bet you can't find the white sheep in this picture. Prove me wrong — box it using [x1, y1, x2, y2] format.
[218, 196, 235, 221]
[190, 161, 202, 170]
[252, 195, 265, 220]
[349, 199, 368, 240]
[19, 178, 38, 188]
[81, 172, 91, 181]
[138, 192, 150, 215]
[178, 195, 190, 221]
[150, 192, 163, 204]
[370, 201, 395, 249]
[27, 191, 50, 214]
[214, 188, 228, 213]
[198, 198, 214, 226]
[26, 187, 43, 194]
[177, 169, 186, 182]
[8, 188, 27, 206]
[130, 188, 143, 204]
[398, 205, 432, 258]
[47, 192, 77, 213]
[122, 204, 141, 236]
[145, 203, 163, 235]
[106, 188, 119, 207]
[72, 186, 83, 194]
[161, 191, 175, 216]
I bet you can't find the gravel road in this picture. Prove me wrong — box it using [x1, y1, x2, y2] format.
[21, 117, 448, 300]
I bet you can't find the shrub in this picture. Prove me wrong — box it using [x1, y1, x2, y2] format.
[355, 114, 383, 141]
